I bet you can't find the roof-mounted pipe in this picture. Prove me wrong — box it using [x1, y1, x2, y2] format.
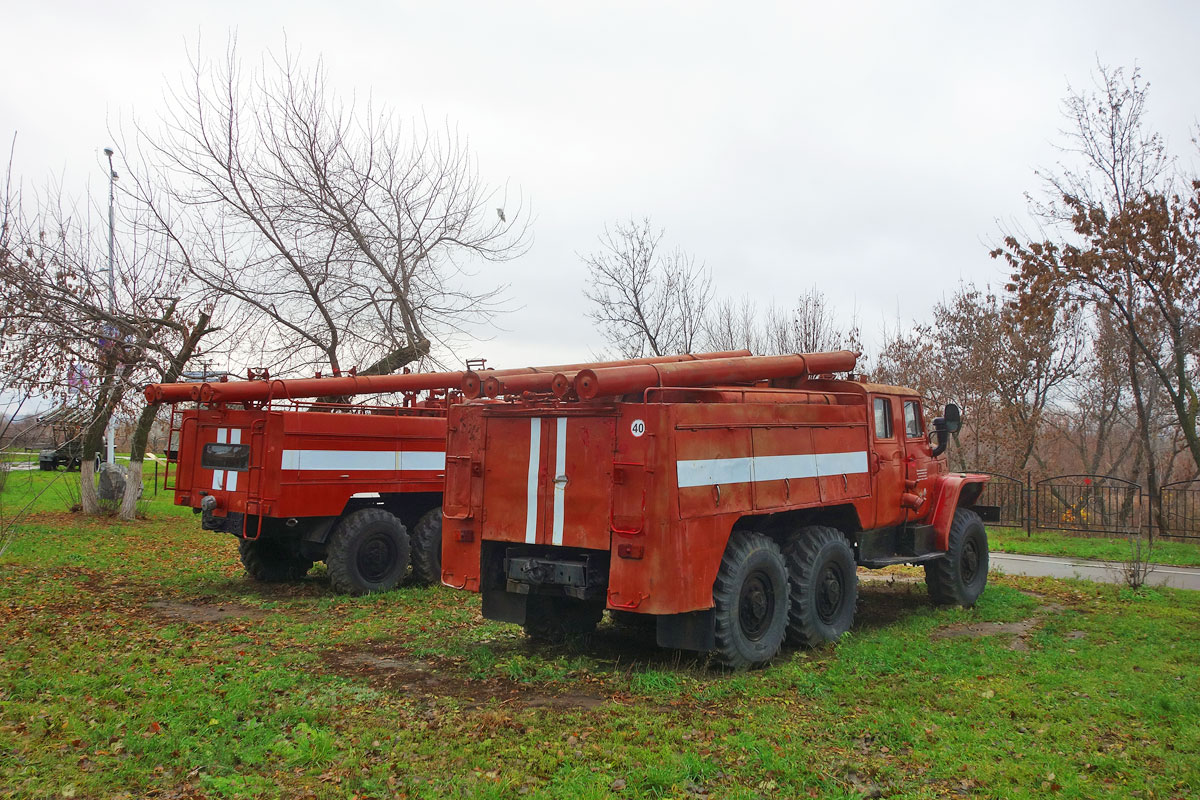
[145, 370, 465, 405]
[568, 351, 860, 400]
[462, 350, 751, 399]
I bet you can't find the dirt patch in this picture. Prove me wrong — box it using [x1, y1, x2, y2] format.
[147, 599, 269, 623]
[932, 599, 1068, 650]
[858, 570, 922, 584]
[933, 619, 1040, 650]
[322, 644, 608, 711]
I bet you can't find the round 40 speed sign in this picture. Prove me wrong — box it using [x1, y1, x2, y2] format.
[630, 419, 646, 437]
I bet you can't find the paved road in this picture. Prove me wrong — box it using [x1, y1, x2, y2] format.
[990, 552, 1200, 591]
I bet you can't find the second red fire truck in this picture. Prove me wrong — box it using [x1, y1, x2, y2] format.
[440, 351, 993, 668]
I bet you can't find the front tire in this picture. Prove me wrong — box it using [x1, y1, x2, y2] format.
[925, 508, 988, 607]
[783, 526, 858, 647]
[408, 506, 443, 586]
[712, 530, 789, 670]
[238, 537, 313, 582]
[326, 508, 410, 595]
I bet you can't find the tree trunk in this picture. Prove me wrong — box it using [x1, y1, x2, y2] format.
[1127, 338, 1163, 540]
[359, 338, 431, 377]
[79, 457, 99, 514]
[119, 460, 142, 520]
[77, 346, 128, 514]
[120, 401, 158, 521]
[313, 338, 432, 405]
[79, 398, 113, 515]
[119, 311, 214, 520]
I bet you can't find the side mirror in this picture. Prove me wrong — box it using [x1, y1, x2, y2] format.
[942, 403, 961, 435]
[930, 403, 961, 457]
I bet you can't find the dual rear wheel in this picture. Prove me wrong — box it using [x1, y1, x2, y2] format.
[713, 527, 857, 669]
[239, 505, 444, 595]
[713, 510, 990, 669]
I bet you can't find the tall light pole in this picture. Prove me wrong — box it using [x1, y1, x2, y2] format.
[103, 148, 118, 466]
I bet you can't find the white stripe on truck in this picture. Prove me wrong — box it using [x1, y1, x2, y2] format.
[226, 429, 241, 491]
[676, 451, 868, 489]
[525, 418, 541, 544]
[552, 417, 567, 546]
[212, 427, 227, 490]
[278, 449, 446, 472]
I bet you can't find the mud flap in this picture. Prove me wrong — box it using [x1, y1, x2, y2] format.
[656, 609, 715, 652]
[482, 589, 528, 624]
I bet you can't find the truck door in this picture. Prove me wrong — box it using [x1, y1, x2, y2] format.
[870, 395, 905, 528]
[900, 398, 937, 517]
[481, 414, 614, 551]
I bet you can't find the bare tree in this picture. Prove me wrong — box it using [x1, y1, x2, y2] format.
[758, 289, 863, 356]
[132, 39, 529, 377]
[704, 296, 763, 353]
[0, 147, 224, 518]
[703, 288, 862, 360]
[582, 217, 712, 357]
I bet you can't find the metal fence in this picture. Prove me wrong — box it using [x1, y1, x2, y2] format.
[1159, 480, 1200, 540]
[977, 472, 1200, 541]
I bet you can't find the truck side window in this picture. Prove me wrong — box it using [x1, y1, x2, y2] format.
[903, 400, 923, 439]
[873, 398, 893, 439]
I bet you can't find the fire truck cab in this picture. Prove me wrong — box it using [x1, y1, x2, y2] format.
[441, 352, 992, 668]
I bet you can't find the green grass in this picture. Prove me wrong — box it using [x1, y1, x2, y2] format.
[989, 525, 1200, 567]
[1, 491, 1198, 799]
[0, 463, 184, 522]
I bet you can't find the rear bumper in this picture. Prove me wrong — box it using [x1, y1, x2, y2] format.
[503, 548, 609, 601]
[202, 509, 244, 535]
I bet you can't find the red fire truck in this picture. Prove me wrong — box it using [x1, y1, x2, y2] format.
[146, 352, 750, 595]
[440, 352, 993, 668]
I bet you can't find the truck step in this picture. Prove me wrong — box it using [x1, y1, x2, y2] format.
[858, 552, 946, 569]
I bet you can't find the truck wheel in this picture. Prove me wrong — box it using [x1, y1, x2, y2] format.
[925, 508, 988, 607]
[326, 508, 410, 595]
[238, 537, 313, 582]
[783, 526, 857, 647]
[408, 506, 443, 586]
[523, 596, 604, 643]
[712, 530, 789, 669]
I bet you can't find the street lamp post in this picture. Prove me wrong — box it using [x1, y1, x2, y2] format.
[103, 148, 117, 466]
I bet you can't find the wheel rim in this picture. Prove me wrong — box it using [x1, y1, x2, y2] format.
[816, 562, 846, 624]
[357, 532, 397, 583]
[961, 537, 980, 584]
[738, 569, 776, 642]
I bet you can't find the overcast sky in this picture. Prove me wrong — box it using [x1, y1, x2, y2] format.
[4, 1, 1199, 373]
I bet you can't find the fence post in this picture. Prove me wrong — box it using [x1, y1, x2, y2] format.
[154, 460, 159, 496]
[1026, 472, 1032, 537]
[1146, 486, 1154, 544]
